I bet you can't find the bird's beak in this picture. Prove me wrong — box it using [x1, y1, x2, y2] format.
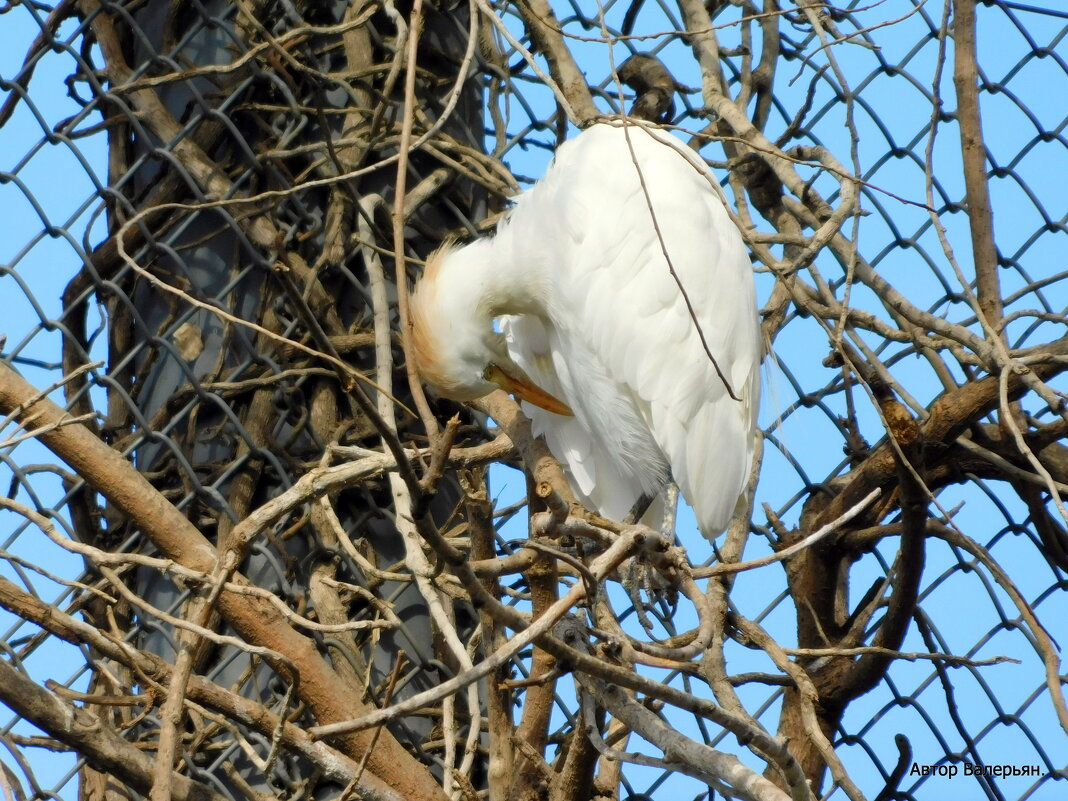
[484, 363, 573, 416]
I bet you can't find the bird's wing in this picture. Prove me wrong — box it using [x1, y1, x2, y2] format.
[502, 314, 652, 522]
[517, 123, 761, 536]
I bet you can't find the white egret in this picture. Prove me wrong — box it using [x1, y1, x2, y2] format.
[410, 121, 760, 538]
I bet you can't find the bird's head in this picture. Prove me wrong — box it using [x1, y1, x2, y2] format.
[409, 244, 572, 416]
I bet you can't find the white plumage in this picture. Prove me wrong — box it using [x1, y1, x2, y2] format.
[410, 121, 760, 538]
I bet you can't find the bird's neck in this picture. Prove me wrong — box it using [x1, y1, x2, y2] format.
[442, 235, 546, 320]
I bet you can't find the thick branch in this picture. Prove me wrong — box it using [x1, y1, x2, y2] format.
[0, 655, 226, 801]
[829, 396, 926, 704]
[952, 0, 1003, 328]
[0, 576, 410, 800]
[0, 361, 446, 801]
[507, 0, 599, 122]
[807, 336, 1068, 529]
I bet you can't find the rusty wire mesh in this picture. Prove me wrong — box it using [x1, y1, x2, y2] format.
[1, 0, 1067, 800]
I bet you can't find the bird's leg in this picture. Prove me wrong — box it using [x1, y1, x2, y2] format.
[660, 481, 679, 542]
[620, 483, 681, 631]
[620, 494, 658, 632]
[621, 557, 658, 636]
[623, 492, 656, 525]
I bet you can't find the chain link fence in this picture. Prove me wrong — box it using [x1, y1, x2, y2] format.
[1, 1, 1066, 800]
